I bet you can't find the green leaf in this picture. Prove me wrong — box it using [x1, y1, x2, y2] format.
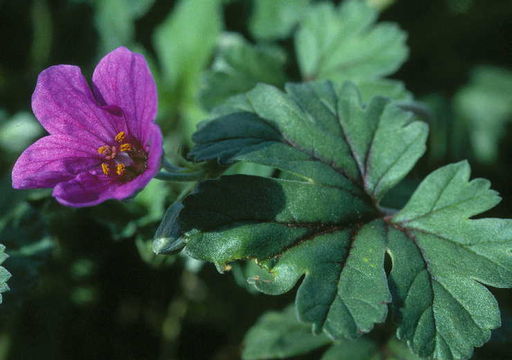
[180, 81, 426, 338]
[454, 66, 512, 163]
[153, 0, 221, 123]
[242, 304, 422, 360]
[200, 33, 286, 111]
[357, 79, 412, 103]
[389, 161, 510, 359]
[322, 337, 421, 360]
[249, 0, 310, 41]
[295, 0, 407, 82]
[169, 81, 512, 359]
[321, 338, 377, 360]
[0, 204, 53, 310]
[0, 112, 42, 155]
[0, 245, 11, 304]
[191, 81, 426, 200]
[242, 305, 331, 359]
[93, 0, 155, 52]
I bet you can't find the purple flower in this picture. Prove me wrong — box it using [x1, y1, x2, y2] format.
[12, 47, 163, 207]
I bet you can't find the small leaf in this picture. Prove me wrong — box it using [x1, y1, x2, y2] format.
[295, 0, 407, 82]
[200, 33, 286, 111]
[249, 0, 310, 41]
[153, 201, 185, 255]
[242, 305, 331, 360]
[0, 245, 11, 304]
[454, 66, 512, 163]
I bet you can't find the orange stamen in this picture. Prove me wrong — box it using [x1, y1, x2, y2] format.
[116, 163, 126, 176]
[115, 131, 126, 143]
[101, 163, 110, 175]
[97, 145, 110, 155]
[120, 143, 133, 152]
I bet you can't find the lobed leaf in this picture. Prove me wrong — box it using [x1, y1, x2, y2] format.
[295, 0, 408, 82]
[389, 162, 512, 359]
[165, 81, 512, 359]
[192, 81, 426, 200]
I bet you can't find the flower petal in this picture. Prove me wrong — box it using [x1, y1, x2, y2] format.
[12, 135, 100, 189]
[53, 125, 163, 207]
[52, 173, 115, 207]
[32, 65, 125, 147]
[92, 47, 158, 143]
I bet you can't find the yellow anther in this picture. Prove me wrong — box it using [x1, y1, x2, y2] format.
[120, 143, 133, 152]
[97, 145, 110, 155]
[101, 163, 110, 175]
[115, 131, 126, 143]
[116, 163, 126, 176]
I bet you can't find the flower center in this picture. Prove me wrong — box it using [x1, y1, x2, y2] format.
[97, 131, 147, 181]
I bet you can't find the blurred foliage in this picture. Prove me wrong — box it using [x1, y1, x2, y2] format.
[243, 305, 422, 360]
[454, 66, 512, 163]
[0, 0, 511, 359]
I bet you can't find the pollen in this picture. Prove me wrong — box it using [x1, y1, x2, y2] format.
[115, 131, 126, 143]
[120, 143, 133, 152]
[97, 145, 110, 155]
[101, 163, 110, 175]
[116, 163, 126, 176]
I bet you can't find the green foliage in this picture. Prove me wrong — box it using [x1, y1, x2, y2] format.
[390, 162, 510, 359]
[243, 305, 421, 360]
[0, 203, 53, 311]
[94, 0, 155, 52]
[322, 337, 422, 360]
[295, 0, 407, 82]
[0, 111, 43, 155]
[454, 66, 512, 163]
[249, 0, 310, 41]
[164, 81, 512, 359]
[200, 33, 286, 111]
[0, 245, 11, 304]
[242, 305, 331, 359]
[153, 0, 222, 137]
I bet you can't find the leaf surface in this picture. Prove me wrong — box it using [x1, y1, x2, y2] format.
[295, 0, 407, 82]
[242, 305, 330, 360]
[388, 162, 511, 359]
[200, 33, 286, 110]
[0, 245, 10, 304]
[163, 81, 512, 359]
[249, 0, 310, 41]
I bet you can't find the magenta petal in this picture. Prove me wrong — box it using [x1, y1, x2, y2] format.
[53, 125, 163, 207]
[92, 47, 158, 143]
[52, 173, 115, 207]
[32, 65, 125, 147]
[12, 135, 101, 189]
